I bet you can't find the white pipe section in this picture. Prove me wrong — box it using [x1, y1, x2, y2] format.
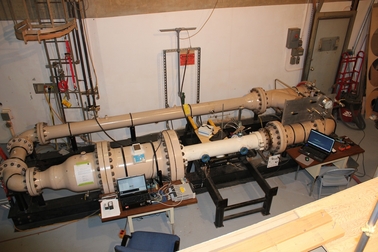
[183, 132, 263, 162]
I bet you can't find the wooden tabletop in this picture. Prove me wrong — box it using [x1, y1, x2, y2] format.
[101, 182, 198, 222]
[286, 140, 365, 169]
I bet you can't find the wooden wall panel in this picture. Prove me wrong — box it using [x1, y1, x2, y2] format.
[85, 0, 303, 18]
[0, 0, 349, 20]
[365, 3, 378, 119]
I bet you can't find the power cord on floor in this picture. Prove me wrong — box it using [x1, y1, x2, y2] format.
[354, 130, 368, 178]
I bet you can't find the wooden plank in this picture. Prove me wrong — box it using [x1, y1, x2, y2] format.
[179, 211, 300, 252]
[262, 222, 345, 252]
[218, 210, 333, 252]
[182, 178, 378, 252]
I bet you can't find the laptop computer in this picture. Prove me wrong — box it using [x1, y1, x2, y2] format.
[117, 174, 151, 210]
[299, 129, 335, 162]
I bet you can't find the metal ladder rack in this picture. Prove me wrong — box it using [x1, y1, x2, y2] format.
[9, 0, 99, 146]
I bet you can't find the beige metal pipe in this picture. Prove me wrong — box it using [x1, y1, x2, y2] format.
[8, 118, 336, 195]
[21, 133, 178, 195]
[36, 87, 306, 144]
[1, 85, 328, 195]
[18, 129, 38, 143]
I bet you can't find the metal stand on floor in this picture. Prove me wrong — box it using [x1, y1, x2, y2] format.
[204, 160, 278, 228]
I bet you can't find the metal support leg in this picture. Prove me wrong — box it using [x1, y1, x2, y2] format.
[295, 164, 300, 180]
[166, 207, 175, 234]
[127, 207, 174, 234]
[309, 177, 318, 196]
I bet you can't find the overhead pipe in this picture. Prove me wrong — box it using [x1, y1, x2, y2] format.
[14, 85, 308, 145]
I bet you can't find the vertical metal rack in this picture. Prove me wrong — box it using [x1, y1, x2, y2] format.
[8, 0, 99, 147]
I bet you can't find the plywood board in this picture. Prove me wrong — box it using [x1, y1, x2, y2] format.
[218, 210, 343, 252]
[262, 222, 344, 252]
[365, 4, 378, 118]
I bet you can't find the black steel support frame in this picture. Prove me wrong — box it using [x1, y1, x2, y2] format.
[205, 161, 278, 228]
[8, 190, 101, 231]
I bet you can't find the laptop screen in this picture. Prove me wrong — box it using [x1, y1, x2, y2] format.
[117, 174, 147, 197]
[307, 129, 335, 153]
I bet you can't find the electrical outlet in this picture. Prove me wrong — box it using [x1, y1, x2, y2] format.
[33, 83, 53, 94]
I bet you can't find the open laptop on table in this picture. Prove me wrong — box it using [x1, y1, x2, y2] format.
[299, 129, 335, 162]
[117, 174, 151, 210]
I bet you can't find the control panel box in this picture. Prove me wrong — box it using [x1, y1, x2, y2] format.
[286, 28, 301, 49]
[131, 143, 146, 163]
[168, 183, 196, 202]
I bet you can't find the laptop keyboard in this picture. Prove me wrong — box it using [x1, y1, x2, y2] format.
[300, 145, 326, 162]
[120, 193, 151, 208]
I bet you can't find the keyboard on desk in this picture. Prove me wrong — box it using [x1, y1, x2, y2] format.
[299, 145, 327, 162]
[120, 193, 151, 210]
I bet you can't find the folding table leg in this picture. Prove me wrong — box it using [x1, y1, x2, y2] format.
[166, 208, 175, 234]
[309, 177, 317, 196]
[295, 165, 300, 180]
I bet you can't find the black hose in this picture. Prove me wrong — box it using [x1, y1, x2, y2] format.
[75, 1, 97, 109]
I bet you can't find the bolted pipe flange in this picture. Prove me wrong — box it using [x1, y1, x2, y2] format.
[25, 168, 40, 196]
[161, 130, 185, 181]
[0, 158, 28, 182]
[250, 87, 267, 114]
[258, 128, 271, 151]
[36, 122, 49, 145]
[96, 141, 115, 194]
[7, 137, 34, 155]
[266, 121, 287, 154]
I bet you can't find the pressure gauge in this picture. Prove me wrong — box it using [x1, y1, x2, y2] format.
[319, 97, 333, 109]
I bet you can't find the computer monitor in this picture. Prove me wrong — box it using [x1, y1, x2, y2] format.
[307, 129, 335, 153]
[117, 174, 147, 197]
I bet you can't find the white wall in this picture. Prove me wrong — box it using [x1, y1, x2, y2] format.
[0, 2, 371, 143]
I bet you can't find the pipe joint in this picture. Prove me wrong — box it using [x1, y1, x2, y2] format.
[36, 122, 49, 145]
[257, 128, 271, 151]
[25, 167, 41, 196]
[7, 137, 34, 156]
[250, 88, 267, 114]
[266, 121, 287, 153]
[0, 158, 27, 182]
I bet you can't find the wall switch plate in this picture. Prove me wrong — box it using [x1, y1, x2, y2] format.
[1, 109, 12, 121]
[291, 47, 304, 56]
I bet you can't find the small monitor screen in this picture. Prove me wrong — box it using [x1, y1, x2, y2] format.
[307, 129, 335, 153]
[117, 175, 147, 197]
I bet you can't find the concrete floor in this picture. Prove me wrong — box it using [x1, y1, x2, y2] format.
[0, 119, 377, 251]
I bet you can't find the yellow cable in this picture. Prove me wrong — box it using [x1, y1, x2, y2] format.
[187, 116, 198, 130]
[43, 88, 64, 123]
[181, 0, 219, 40]
[207, 119, 216, 127]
